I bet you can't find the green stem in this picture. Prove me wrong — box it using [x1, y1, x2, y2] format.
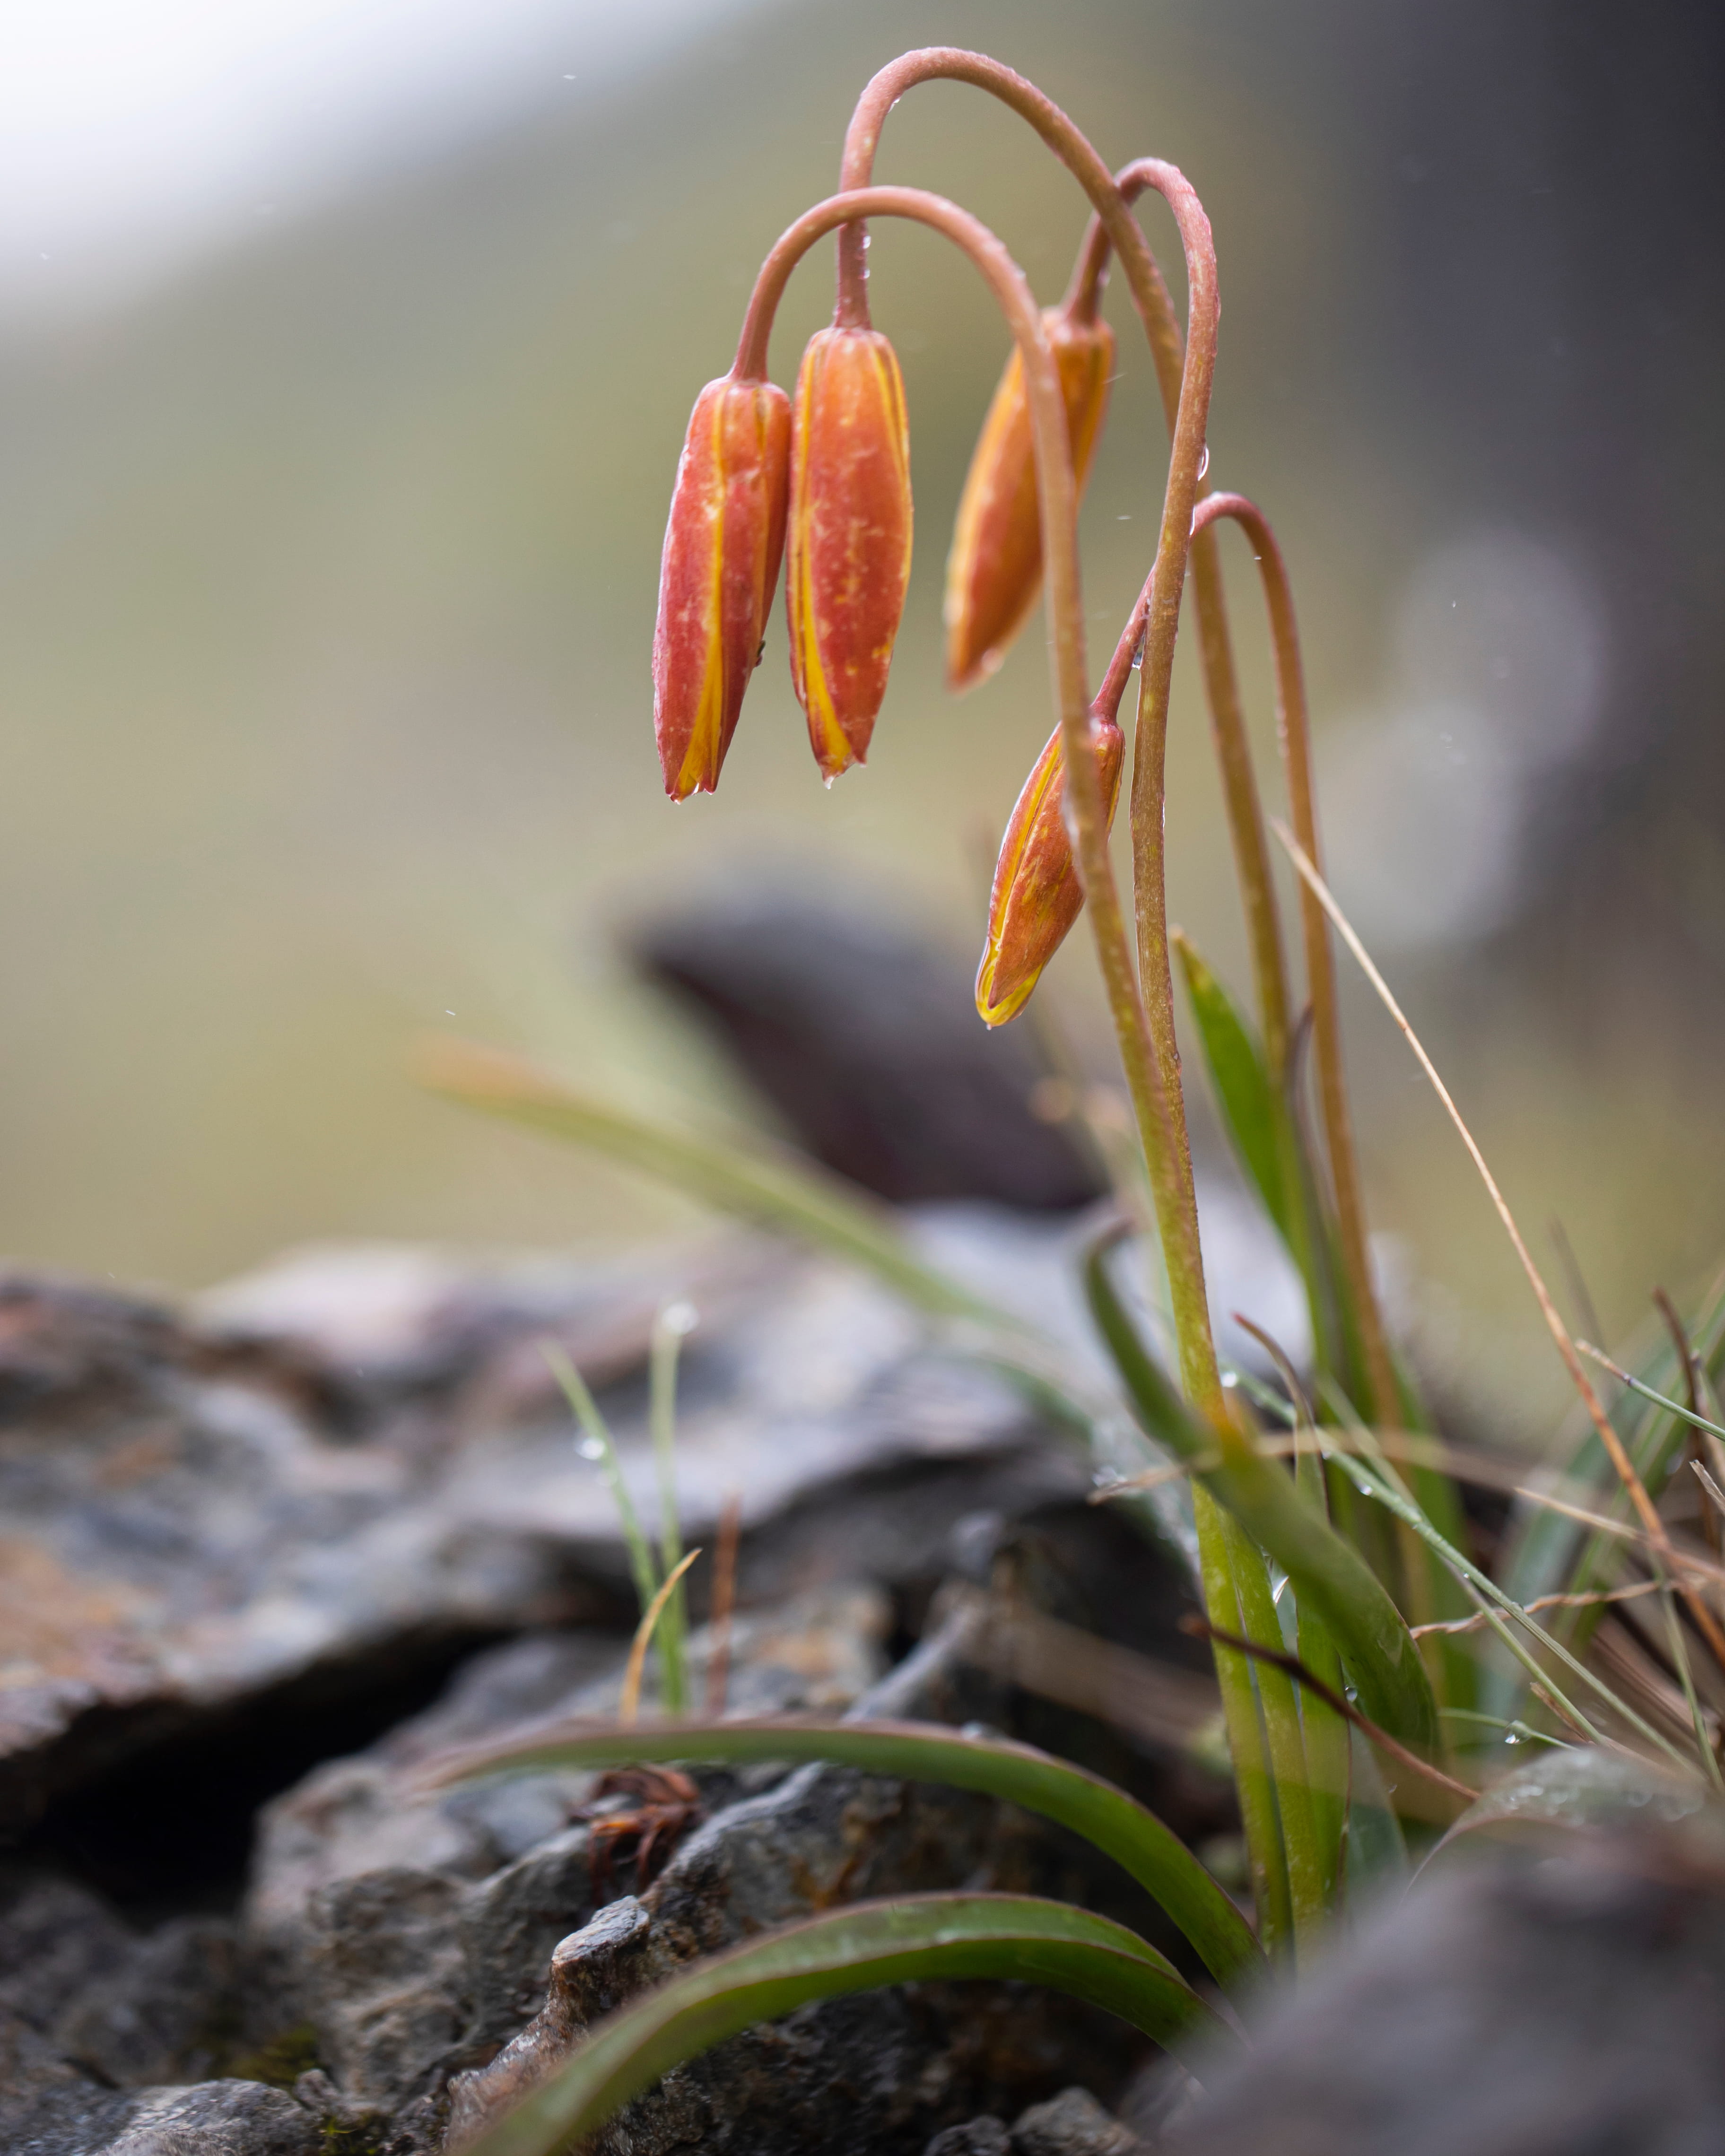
[1193, 1487, 1290, 1956]
[1227, 1515, 1326, 1947]
[648, 1303, 695, 1714]
[828, 66, 1309, 1926]
[1114, 157, 1222, 1419]
[542, 1344, 660, 1618]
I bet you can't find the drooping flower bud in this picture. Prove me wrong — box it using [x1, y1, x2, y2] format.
[653, 373, 791, 801]
[786, 325, 913, 781]
[945, 304, 1115, 695]
[975, 711, 1125, 1027]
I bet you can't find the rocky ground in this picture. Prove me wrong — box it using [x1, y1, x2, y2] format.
[7, 887, 1717, 2154]
[0, 1222, 1237, 2155]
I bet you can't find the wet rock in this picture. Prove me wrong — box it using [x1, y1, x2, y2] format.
[443, 1607, 1155, 2156]
[0, 1238, 1075, 1854]
[0, 1874, 241, 2139]
[628, 880, 1103, 1212]
[926, 2121, 1011, 2156]
[96, 2078, 323, 2155]
[1011, 2086, 1142, 2156]
[1168, 1835, 1725, 2156]
[242, 1582, 896, 2126]
[249, 1583, 890, 1936]
[51, 1915, 237, 2089]
[0, 2010, 133, 2155]
[442, 1898, 656, 2151]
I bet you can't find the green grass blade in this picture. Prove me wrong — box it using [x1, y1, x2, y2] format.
[647, 1302, 695, 1715]
[1342, 1724, 1408, 1895]
[1083, 1237, 1440, 1761]
[1173, 932, 1289, 1242]
[1326, 1441, 1695, 1771]
[458, 1893, 1237, 2156]
[1590, 1359, 1725, 1446]
[418, 1037, 993, 1323]
[1295, 1601, 1348, 1907]
[1192, 1491, 1296, 1958]
[542, 1344, 660, 1620]
[429, 1715, 1265, 1993]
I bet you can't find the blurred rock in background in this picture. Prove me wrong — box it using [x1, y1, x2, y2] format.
[628, 878, 1102, 1210]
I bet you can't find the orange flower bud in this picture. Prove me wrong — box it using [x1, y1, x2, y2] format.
[945, 304, 1115, 695]
[653, 373, 791, 801]
[975, 712, 1125, 1027]
[786, 325, 913, 781]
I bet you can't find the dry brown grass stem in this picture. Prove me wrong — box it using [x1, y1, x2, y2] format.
[1270, 817, 1725, 1677]
[1411, 1579, 1664, 1639]
[621, 1549, 703, 1725]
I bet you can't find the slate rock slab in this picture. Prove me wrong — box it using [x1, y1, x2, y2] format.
[243, 1583, 895, 2117]
[442, 1605, 1155, 2156]
[0, 1235, 1080, 1843]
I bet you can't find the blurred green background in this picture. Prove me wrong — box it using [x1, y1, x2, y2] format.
[0, 0, 1720, 1439]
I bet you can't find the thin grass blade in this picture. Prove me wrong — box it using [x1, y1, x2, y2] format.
[418, 1037, 993, 1322]
[1173, 932, 1290, 1242]
[456, 1893, 1237, 2156]
[424, 1714, 1264, 1992]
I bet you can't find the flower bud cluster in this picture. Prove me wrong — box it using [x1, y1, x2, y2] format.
[652, 324, 913, 800]
[651, 223, 1124, 1026]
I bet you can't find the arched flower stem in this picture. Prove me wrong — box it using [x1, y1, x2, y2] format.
[1096, 163, 1290, 1088]
[835, 52, 1291, 1085]
[733, 186, 1175, 1307]
[1191, 491, 1400, 1428]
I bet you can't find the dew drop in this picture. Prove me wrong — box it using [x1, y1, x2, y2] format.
[1196, 443, 1211, 479]
[578, 1435, 606, 1461]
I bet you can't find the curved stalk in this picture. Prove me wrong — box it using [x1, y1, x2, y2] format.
[1111, 155, 1223, 1418]
[834, 51, 1291, 1075]
[1098, 162, 1289, 1084]
[1191, 492, 1398, 1425]
[732, 186, 1178, 1316]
